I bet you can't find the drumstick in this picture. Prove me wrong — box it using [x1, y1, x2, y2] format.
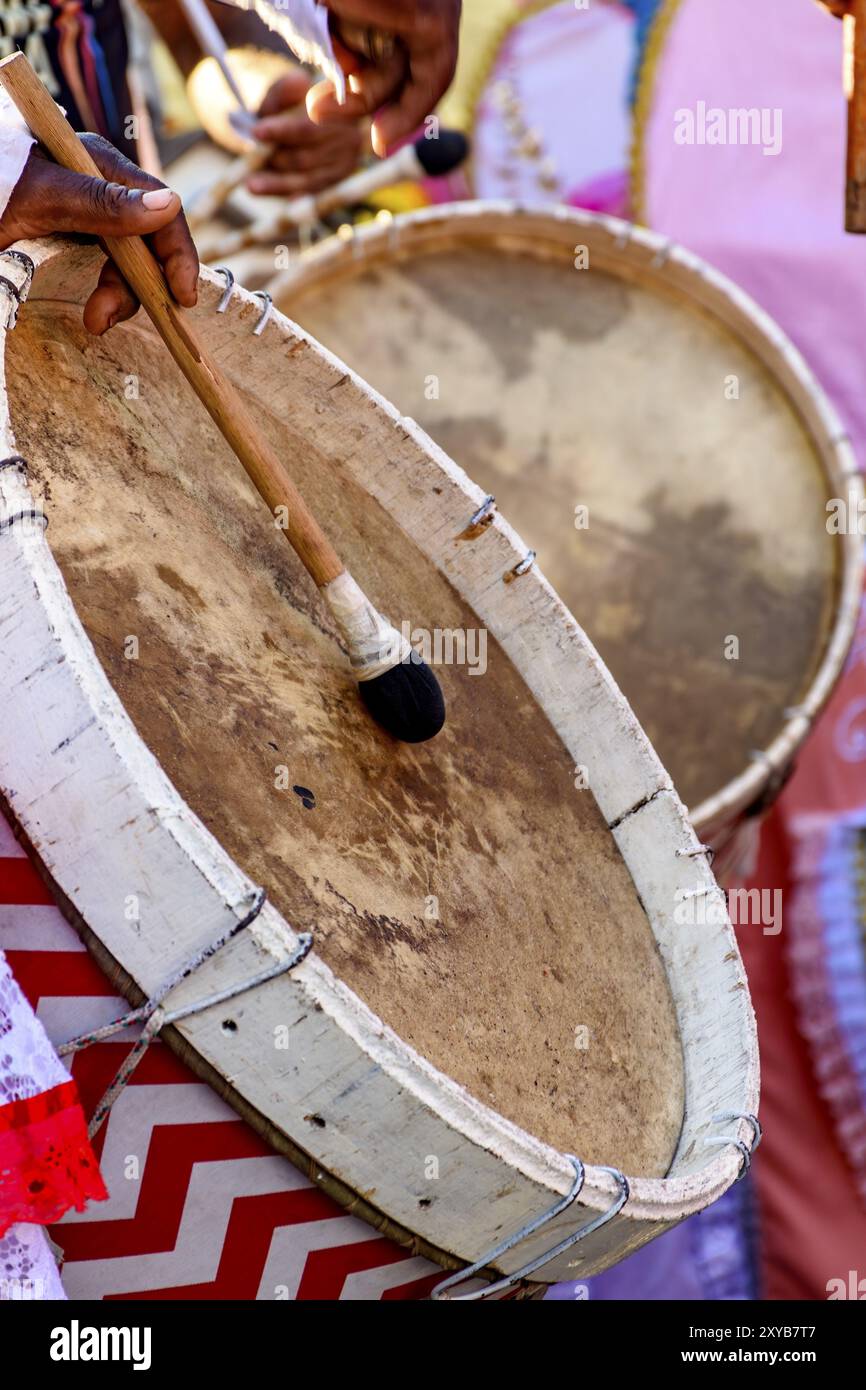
[196, 130, 470, 263]
[178, 0, 275, 231]
[845, 0, 866, 231]
[186, 143, 274, 232]
[179, 0, 248, 115]
[0, 53, 445, 744]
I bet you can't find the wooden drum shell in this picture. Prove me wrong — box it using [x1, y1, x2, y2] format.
[0, 236, 758, 1285]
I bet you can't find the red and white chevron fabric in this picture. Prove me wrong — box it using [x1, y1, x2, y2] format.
[0, 812, 439, 1300]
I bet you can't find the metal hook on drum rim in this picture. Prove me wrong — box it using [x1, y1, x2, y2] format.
[717, 1111, 762, 1151]
[0, 454, 28, 476]
[506, 549, 536, 581]
[1, 248, 35, 281]
[468, 495, 496, 529]
[703, 1111, 762, 1179]
[0, 248, 35, 320]
[214, 266, 235, 314]
[676, 842, 716, 866]
[745, 750, 797, 819]
[252, 291, 273, 336]
[650, 240, 672, 269]
[431, 1156, 584, 1302]
[213, 272, 273, 335]
[432, 1161, 630, 1301]
[0, 248, 35, 308]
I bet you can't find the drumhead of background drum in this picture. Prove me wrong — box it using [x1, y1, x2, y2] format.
[276, 207, 854, 824]
[4, 275, 685, 1180]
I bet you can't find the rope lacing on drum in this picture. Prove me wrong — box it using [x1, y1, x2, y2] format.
[0, 455, 28, 475]
[431, 1159, 630, 1301]
[0, 456, 47, 535]
[57, 888, 313, 1139]
[0, 249, 35, 328]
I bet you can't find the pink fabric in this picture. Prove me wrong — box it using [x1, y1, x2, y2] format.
[644, 0, 866, 821]
[643, 0, 866, 1297]
[474, 0, 634, 212]
[644, 0, 857, 458]
[735, 809, 866, 1299]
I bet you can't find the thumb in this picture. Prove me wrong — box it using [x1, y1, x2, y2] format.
[21, 159, 183, 240]
[258, 69, 312, 118]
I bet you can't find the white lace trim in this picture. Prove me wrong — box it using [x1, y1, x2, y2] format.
[0, 949, 68, 1109]
[0, 1224, 66, 1300]
[0, 950, 73, 1301]
[0, 88, 34, 220]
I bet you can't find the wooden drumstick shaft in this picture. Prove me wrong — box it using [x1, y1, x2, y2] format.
[186, 143, 274, 232]
[179, 0, 248, 112]
[0, 52, 343, 587]
[846, 0, 866, 231]
[178, 0, 273, 230]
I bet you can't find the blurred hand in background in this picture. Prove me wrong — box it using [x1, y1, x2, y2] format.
[308, 0, 462, 157]
[250, 68, 366, 196]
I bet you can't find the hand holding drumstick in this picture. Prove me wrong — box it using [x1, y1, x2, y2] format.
[0, 133, 199, 335]
[309, 0, 462, 157]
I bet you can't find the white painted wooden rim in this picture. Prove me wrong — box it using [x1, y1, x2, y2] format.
[0, 236, 758, 1282]
[271, 200, 863, 842]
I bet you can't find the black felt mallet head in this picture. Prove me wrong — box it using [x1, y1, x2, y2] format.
[321, 572, 445, 744]
[359, 649, 446, 744]
[412, 129, 471, 180]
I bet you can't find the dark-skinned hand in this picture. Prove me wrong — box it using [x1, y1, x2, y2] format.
[0, 132, 198, 335]
[307, 0, 461, 157]
[249, 68, 365, 197]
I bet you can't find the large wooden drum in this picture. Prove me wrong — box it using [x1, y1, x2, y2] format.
[272, 203, 863, 846]
[0, 238, 757, 1290]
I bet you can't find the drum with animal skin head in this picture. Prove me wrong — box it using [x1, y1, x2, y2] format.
[0, 237, 757, 1291]
[270, 202, 863, 852]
